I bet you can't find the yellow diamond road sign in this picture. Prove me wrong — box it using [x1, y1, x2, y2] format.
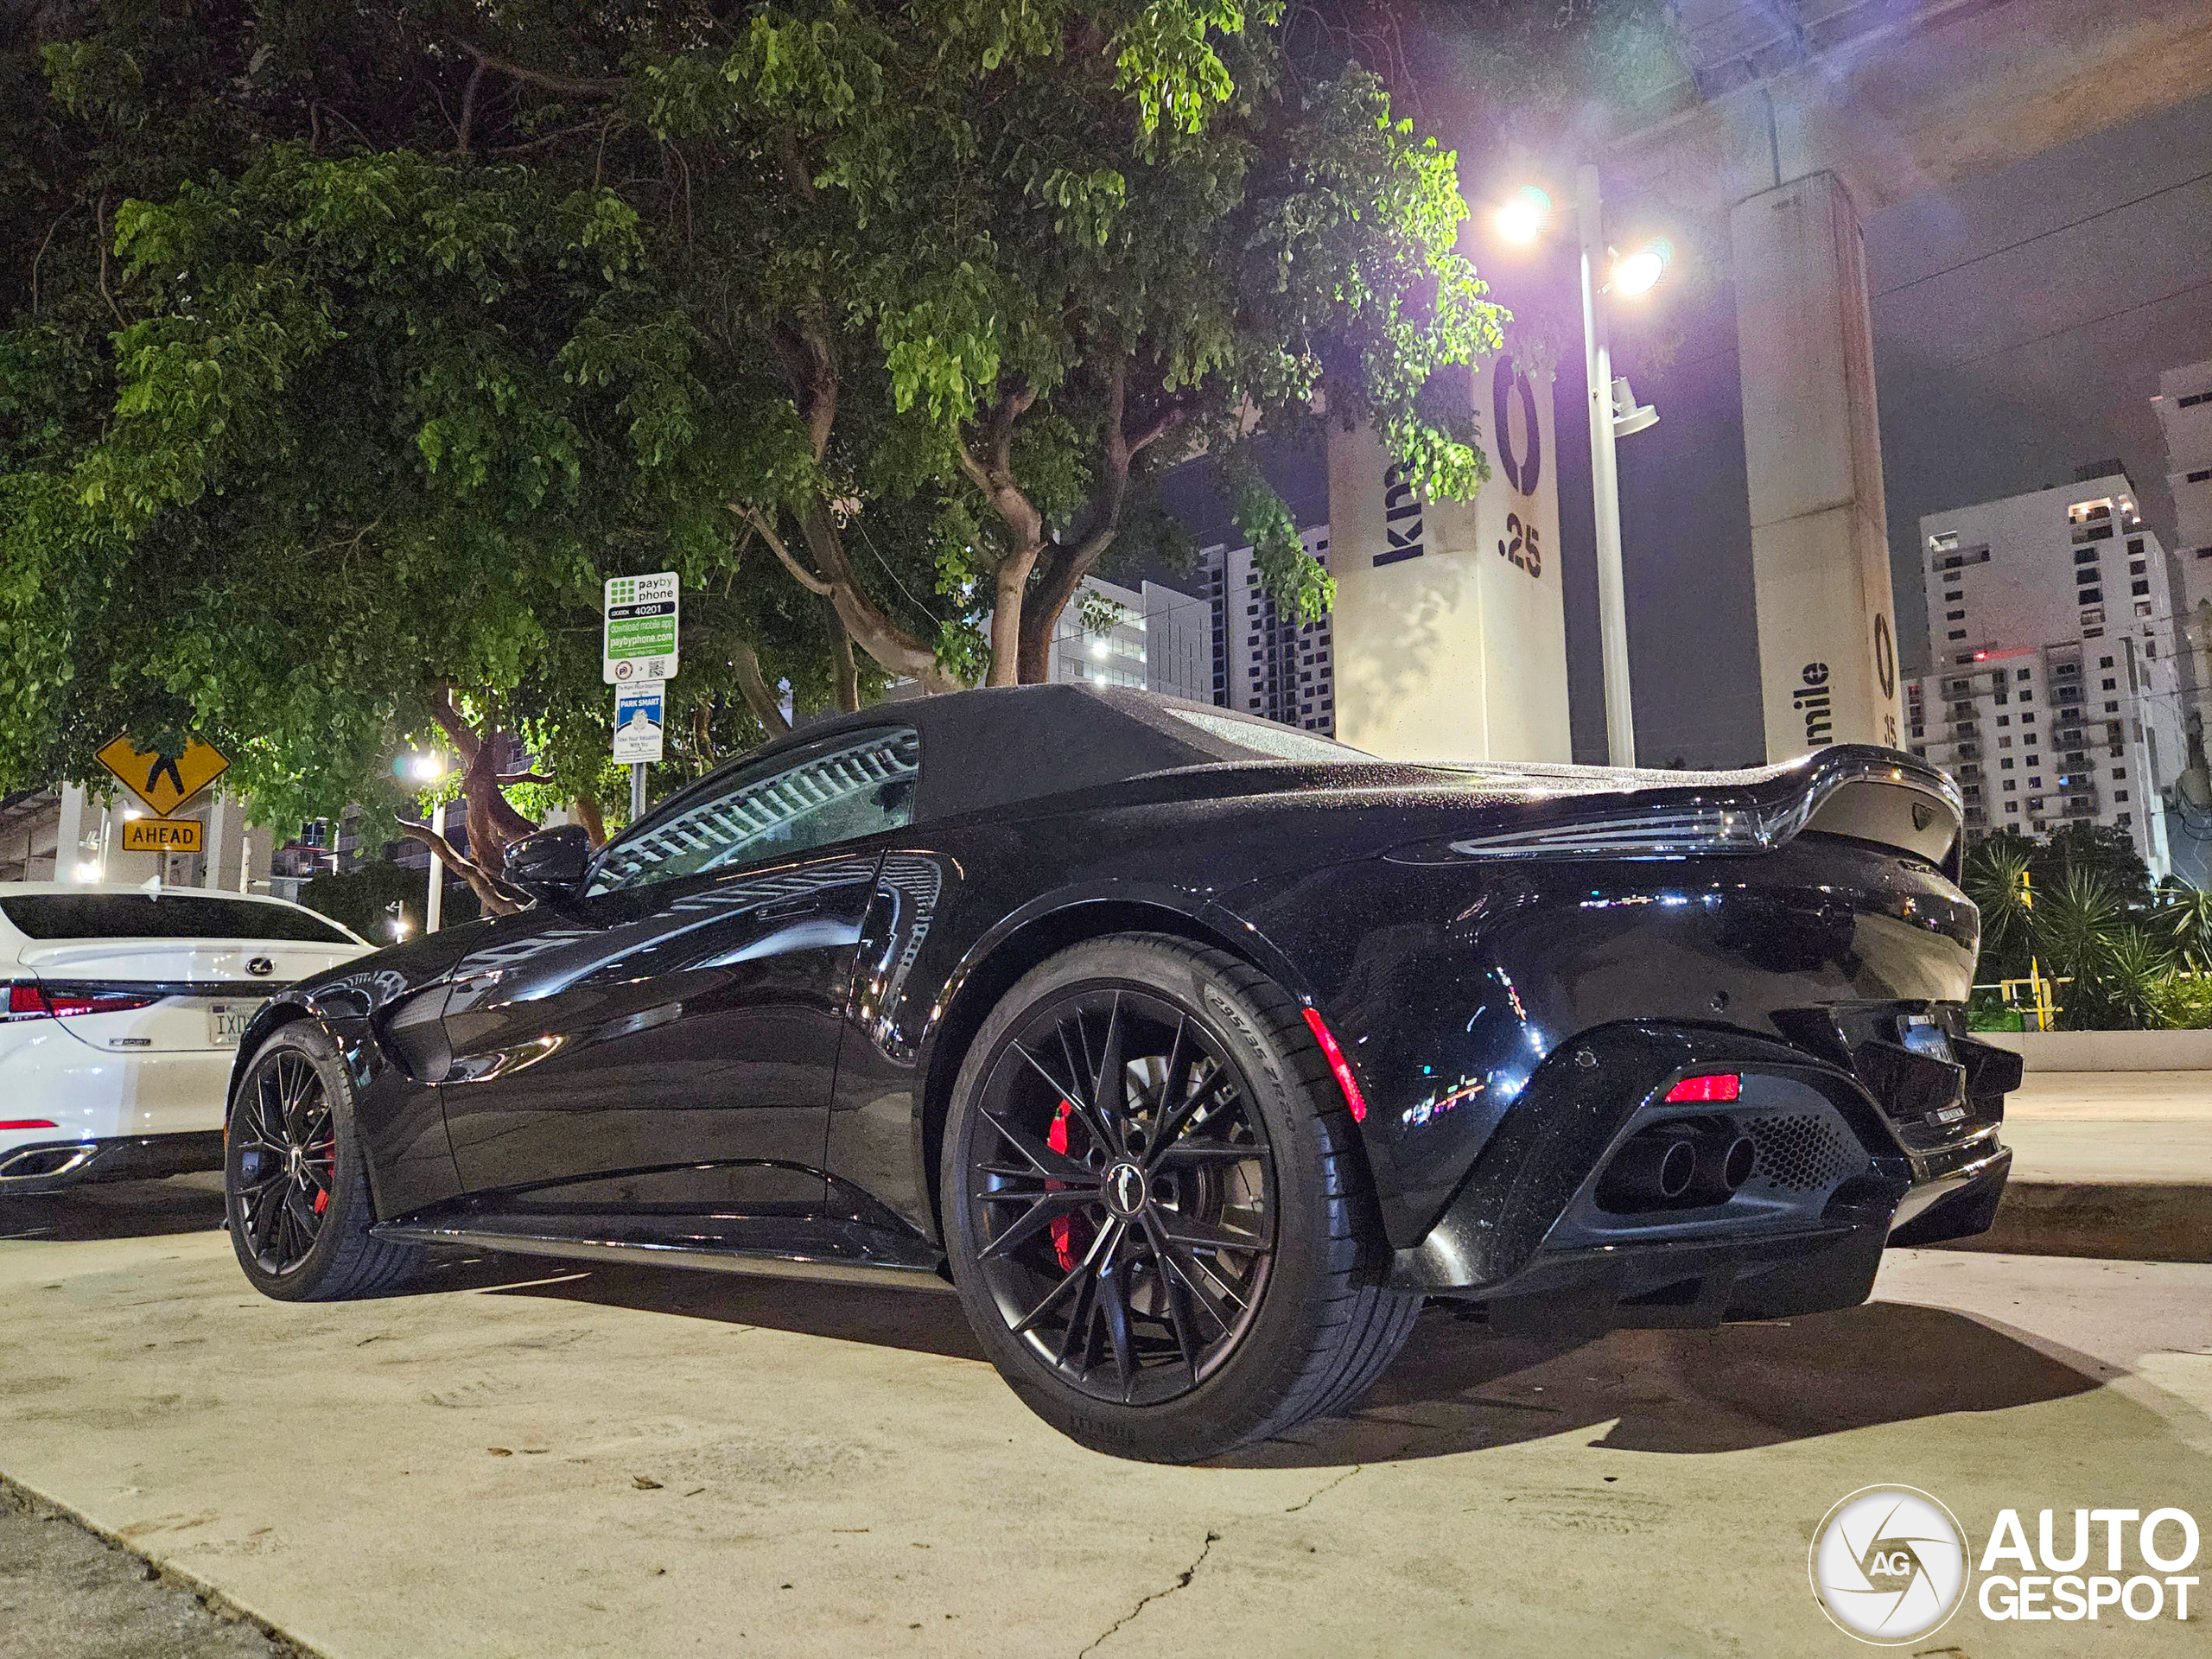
[96, 734, 230, 817]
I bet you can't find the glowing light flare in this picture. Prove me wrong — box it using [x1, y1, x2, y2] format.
[1496, 185, 1552, 244]
[1611, 243, 1669, 296]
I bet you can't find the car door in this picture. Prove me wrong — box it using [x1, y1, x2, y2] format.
[435, 724, 922, 1212]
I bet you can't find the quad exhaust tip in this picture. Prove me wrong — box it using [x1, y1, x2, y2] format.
[1598, 1122, 1757, 1211]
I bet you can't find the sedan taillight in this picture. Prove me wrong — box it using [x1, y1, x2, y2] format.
[3, 982, 158, 1021]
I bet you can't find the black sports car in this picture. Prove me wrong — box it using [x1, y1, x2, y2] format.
[223, 685, 2015, 1461]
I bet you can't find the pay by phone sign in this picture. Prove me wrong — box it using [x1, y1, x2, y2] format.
[603, 572, 679, 683]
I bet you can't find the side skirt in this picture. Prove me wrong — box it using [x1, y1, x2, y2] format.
[372, 1211, 954, 1294]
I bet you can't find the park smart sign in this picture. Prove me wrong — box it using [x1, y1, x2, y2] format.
[604, 572, 680, 684]
[612, 683, 665, 764]
[96, 733, 230, 817]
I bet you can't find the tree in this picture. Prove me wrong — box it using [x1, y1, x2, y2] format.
[3, 1, 1503, 895]
[631, 0, 1506, 684]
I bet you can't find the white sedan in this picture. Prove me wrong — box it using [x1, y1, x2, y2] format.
[0, 883, 371, 1191]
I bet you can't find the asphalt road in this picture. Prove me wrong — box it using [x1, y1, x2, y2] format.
[2, 1176, 2208, 1658]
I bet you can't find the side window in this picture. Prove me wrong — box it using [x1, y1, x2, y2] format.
[588, 728, 920, 893]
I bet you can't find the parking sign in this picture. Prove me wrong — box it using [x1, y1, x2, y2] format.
[604, 572, 679, 683]
[613, 684, 665, 763]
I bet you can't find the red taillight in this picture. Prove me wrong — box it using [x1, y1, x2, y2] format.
[3, 982, 156, 1021]
[1664, 1072, 1741, 1103]
[0, 1120, 59, 1131]
[1301, 1007, 1368, 1124]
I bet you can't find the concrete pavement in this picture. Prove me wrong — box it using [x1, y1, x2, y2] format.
[1958, 1071, 2212, 1260]
[2, 1177, 2209, 1658]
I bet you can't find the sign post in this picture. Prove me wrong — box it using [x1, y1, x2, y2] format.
[605, 573, 679, 820]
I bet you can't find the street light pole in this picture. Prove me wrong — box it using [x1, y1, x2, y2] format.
[1578, 162, 1637, 770]
[425, 798, 445, 934]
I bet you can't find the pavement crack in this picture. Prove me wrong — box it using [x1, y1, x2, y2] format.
[1077, 1529, 1220, 1657]
[1283, 1464, 1361, 1513]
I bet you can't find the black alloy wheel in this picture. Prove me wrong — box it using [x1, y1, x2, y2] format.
[963, 985, 1276, 1407]
[223, 1022, 423, 1301]
[943, 936, 1423, 1462]
[230, 1046, 337, 1275]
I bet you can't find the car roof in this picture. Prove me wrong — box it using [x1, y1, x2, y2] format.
[690, 684, 1371, 825]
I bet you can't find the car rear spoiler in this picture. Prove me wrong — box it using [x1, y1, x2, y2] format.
[1399, 746, 1965, 877]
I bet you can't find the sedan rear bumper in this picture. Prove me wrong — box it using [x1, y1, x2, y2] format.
[0, 1131, 226, 1192]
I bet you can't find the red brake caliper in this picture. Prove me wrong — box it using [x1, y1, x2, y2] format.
[1047, 1100, 1078, 1271]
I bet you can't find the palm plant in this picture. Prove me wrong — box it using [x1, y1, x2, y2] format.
[1961, 841, 2037, 976]
[2159, 880, 2212, 969]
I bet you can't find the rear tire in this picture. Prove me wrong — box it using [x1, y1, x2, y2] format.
[224, 1023, 422, 1301]
[941, 935, 1420, 1461]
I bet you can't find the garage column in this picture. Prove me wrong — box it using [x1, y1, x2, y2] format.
[1732, 170, 1902, 759]
[53, 784, 86, 881]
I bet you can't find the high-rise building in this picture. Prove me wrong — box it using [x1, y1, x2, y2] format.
[2153, 359, 2212, 573]
[1903, 467, 2182, 874]
[1038, 575, 1212, 702]
[1198, 526, 1336, 734]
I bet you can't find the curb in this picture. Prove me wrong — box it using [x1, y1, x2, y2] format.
[0, 1470, 327, 1659]
[1931, 1180, 2212, 1263]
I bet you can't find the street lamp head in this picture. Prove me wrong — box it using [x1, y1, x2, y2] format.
[1497, 185, 1552, 245]
[406, 753, 446, 782]
[1611, 240, 1670, 297]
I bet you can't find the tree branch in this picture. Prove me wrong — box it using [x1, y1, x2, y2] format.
[454, 41, 626, 99]
[395, 821, 524, 914]
[455, 58, 486, 156]
[427, 683, 485, 764]
[732, 503, 834, 595]
[731, 641, 792, 736]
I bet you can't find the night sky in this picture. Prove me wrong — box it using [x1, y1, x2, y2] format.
[1162, 87, 2212, 769]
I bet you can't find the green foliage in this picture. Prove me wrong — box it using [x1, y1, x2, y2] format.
[2, 0, 1504, 836]
[1964, 827, 2212, 1030]
[296, 859, 482, 941]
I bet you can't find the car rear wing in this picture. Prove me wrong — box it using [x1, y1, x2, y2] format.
[1394, 747, 1965, 878]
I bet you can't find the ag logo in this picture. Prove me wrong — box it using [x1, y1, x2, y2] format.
[1809, 1486, 1967, 1644]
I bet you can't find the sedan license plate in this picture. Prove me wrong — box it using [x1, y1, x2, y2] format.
[208, 1004, 252, 1048]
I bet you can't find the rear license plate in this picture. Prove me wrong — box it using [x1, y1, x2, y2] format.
[207, 1004, 251, 1048]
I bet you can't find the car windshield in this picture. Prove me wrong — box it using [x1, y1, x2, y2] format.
[0, 893, 359, 944]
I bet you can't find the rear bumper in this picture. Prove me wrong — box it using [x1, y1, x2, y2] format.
[0, 1024, 233, 1147]
[0, 1131, 226, 1192]
[1389, 1021, 2010, 1329]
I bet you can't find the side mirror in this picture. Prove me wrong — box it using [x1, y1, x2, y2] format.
[502, 825, 593, 904]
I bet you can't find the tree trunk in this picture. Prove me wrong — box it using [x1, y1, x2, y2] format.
[731, 641, 791, 735]
[988, 550, 1038, 687]
[827, 607, 861, 711]
[573, 789, 608, 849]
[426, 686, 543, 880]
